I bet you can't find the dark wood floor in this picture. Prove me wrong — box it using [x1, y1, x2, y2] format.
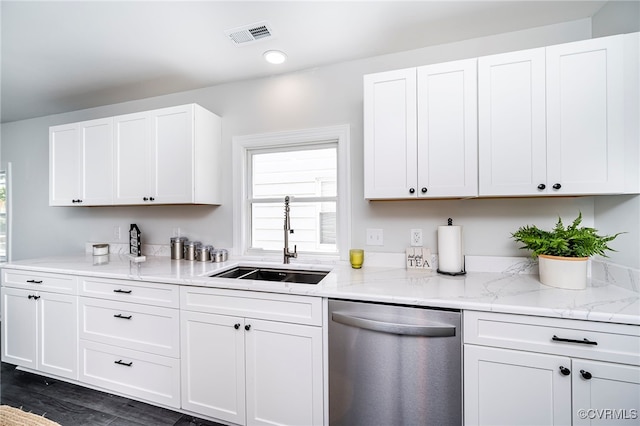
[0, 362, 226, 426]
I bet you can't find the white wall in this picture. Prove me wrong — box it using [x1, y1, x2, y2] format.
[3, 17, 634, 266]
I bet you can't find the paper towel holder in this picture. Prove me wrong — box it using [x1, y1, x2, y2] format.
[436, 218, 467, 276]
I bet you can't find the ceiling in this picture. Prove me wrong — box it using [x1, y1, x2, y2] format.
[1, 0, 610, 123]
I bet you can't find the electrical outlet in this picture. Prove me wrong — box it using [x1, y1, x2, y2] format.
[113, 226, 121, 241]
[410, 229, 423, 247]
[366, 228, 384, 246]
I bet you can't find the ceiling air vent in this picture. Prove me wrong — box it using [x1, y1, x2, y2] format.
[225, 21, 275, 46]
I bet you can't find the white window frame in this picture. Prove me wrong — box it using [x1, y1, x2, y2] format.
[233, 125, 351, 261]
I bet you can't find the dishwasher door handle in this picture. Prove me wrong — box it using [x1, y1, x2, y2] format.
[331, 312, 456, 337]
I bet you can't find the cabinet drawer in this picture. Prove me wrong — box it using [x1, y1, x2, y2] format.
[78, 276, 178, 308]
[79, 340, 180, 408]
[464, 311, 640, 366]
[79, 298, 179, 358]
[181, 287, 322, 326]
[2, 269, 77, 294]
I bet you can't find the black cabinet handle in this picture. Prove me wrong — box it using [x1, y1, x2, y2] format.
[72, 199, 83, 203]
[559, 366, 571, 376]
[113, 289, 132, 294]
[580, 370, 592, 380]
[552, 335, 598, 346]
[234, 323, 241, 330]
[26, 280, 43, 284]
[552, 183, 562, 190]
[537, 184, 546, 190]
[113, 314, 132, 320]
[245, 324, 251, 331]
[421, 187, 427, 193]
[28, 295, 40, 300]
[409, 188, 415, 194]
[114, 360, 133, 367]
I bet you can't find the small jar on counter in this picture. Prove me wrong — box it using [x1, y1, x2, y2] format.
[184, 241, 201, 261]
[170, 237, 189, 260]
[211, 248, 228, 263]
[196, 245, 213, 262]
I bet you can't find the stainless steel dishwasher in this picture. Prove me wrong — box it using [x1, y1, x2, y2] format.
[329, 299, 462, 426]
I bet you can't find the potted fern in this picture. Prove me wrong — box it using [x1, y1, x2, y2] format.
[512, 213, 621, 290]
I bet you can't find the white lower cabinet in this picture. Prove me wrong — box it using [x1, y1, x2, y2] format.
[1, 271, 78, 380]
[78, 277, 181, 408]
[180, 287, 324, 426]
[464, 311, 640, 426]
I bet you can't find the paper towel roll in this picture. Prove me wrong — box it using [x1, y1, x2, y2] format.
[438, 225, 464, 273]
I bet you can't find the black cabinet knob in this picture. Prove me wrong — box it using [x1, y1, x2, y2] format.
[421, 187, 427, 193]
[245, 324, 251, 331]
[537, 184, 546, 190]
[559, 366, 571, 376]
[143, 197, 148, 201]
[149, 197, 155, 201]
[552, 183, 562, 190]
[409, 188, 415, 194]
[580, 370, 592, 380]
[234, 323, 240, 330]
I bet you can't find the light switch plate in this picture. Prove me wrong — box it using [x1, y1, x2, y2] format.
[366, 228, 384, 246]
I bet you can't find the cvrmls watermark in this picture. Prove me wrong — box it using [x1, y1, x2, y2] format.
[577, 409, 638, 420]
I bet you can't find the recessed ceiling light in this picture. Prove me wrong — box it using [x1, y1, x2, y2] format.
[263, 50, 287, 65]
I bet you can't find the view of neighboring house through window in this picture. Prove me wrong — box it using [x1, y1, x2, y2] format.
[249, 145, 337, 254]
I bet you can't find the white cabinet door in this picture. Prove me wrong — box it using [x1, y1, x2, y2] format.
[245, 319, 323, 426]
[38, 291, 77, 379]
[1, 287, 37, 368]
[478, 48, 547, 196]
[49, 123, 81, 205]
[573, 360, 640, 425]
[150, 105, 194, 204]
[81, 118, 113, 205]
[464, 345, 572, 426]
[114, 111, 151, 204]
[546, 35, 625, 195]
[181, 310, 246, 425]
[364, 68, 417, 199]
[417, 58, 478, 197]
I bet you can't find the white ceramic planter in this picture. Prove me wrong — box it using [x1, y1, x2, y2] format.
[538, 254, 588, 290]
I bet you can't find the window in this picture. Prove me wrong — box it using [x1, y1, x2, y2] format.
[0, 171, 6, 262]
[233, 125, 350, 260]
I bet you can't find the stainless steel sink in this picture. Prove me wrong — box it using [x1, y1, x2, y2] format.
[210, 266, 328, 284]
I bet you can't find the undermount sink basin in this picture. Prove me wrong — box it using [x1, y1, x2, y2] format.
[210, 266, 328, 284]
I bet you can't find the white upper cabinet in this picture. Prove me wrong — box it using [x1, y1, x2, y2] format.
[364, 68, 417, 199]
[364, 60, 478, 199]
[478, 48, 547, 196]
[479, 34, 632, 196]
[50, 117, 113, 206]
[546, 35, 625, 195]
[417, 58, 478, 198]
[51, 103, 221, 206]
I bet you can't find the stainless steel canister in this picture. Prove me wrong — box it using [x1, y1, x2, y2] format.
[196, 245, 213, 262]
[212, 248, 228, 262]
[170, 237, 189, 260]
[184, 241, 201, 261]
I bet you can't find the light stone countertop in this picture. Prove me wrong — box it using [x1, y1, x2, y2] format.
[3, 253, 639, 326]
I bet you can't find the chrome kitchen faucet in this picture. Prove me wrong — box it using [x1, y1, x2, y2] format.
[283, 196, 297, 264]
